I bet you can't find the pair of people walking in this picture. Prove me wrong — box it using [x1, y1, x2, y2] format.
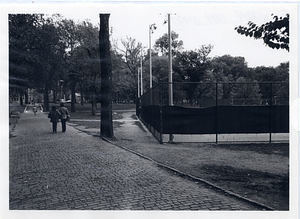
[48, 103, 70, 133]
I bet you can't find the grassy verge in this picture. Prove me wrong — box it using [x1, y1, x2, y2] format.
[67, 103, 135, 131]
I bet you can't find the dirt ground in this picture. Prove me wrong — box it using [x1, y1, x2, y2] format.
[183, 143, 289, 210]
[116, 140, 289, 210]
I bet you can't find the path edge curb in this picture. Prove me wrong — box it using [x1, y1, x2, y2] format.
[100, 136, 275, 211]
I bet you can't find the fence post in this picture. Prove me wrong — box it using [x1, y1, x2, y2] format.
[215, 82, 218, 143]
[160, 83, 163, 144]
[269, 82, 272, 143]
[168, 82, 174, 143]
[136, 97, 140, 118]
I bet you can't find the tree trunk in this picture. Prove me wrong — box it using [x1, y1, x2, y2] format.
[44, 85, 49, 111]
[99, 14, 115, 139]
[19, 92, 23, 106]
[80, 84, 84, 105]
[53, 90, 57, 104]
[71, 81, 76, 112]
[91, 93, 96, 116]
[24, 89, 28, 104]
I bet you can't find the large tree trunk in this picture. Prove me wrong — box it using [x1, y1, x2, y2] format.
[99, 14, 115, 139]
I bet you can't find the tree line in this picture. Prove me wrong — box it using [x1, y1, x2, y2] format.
[113, 32, 288, 106]
[9, 14, 289, 113]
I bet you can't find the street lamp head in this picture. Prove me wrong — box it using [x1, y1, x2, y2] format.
[150, 23, 157, 33]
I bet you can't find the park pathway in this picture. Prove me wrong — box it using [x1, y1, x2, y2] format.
[9, 110, 261, 211]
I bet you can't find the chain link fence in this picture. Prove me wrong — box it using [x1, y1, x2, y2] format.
[138, 82, 289, 143]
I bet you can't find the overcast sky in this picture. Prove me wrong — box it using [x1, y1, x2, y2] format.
[1, 2, 295, 68]
[56, 3, 294, 68]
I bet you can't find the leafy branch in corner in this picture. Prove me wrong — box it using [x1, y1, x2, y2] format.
[235, 14, 289, 51]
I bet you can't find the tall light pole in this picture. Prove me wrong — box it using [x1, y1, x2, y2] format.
[168, 14, 173, 106]
[167, 13, 174, 143]
[140, 48, 143, 96]
[137, 69, 140, 98]
[149, 23, 156, 89]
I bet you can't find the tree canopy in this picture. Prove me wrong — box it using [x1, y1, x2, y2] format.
[9, 14, 67, 110]
[154, 31, 183, 56]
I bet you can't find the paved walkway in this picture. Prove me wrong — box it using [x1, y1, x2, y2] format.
[9, 110, 263, 211]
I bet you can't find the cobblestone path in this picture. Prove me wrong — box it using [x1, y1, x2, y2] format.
[9, 111, 259, 210]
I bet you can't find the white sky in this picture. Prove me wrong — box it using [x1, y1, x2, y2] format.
[1, 2, 294, 67]
[54, 3, 294, 68]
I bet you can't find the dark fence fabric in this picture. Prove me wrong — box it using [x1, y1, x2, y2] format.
[217, 105, 289, 134]
[161, 105, 289, 135]
[217, 106, 269, 133]
[270, 105, 289, 133]
[140, 105, 161, 132]
[162, 106, 215, 134]
[138, 82, 289, 143]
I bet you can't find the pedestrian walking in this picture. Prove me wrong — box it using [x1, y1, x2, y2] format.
[59, 103, 70, 132]
[32, 106, 37, 115]
[48, 106, 61, 133]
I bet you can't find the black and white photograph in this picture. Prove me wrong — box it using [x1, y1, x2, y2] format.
[2, 1, 298, 219]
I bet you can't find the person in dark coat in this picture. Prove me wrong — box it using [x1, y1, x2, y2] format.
[48, 106, 61, 133]
[59, 103, 70, 132]
[32, 106, 37, 115]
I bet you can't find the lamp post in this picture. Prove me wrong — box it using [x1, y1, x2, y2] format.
[138, 69, 140, 98]
[168, 14, 173, 106]
[168, 13, 174, 143]
[149, 23, 156, 89]
[140, 48, 143, 96]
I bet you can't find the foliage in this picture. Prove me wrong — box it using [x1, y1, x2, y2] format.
[209, 55, 250, 81]
[9, 14, 67, 110]
[66, 20, 100, 112]
[9, 14, 43, 105]
[174, 45, 213, 104]
[202, 55, 250, 99]
[111, 49, 136, 102]
[113, 36, 143, 102]
[252, 62, 289, 104]
[154, 31, 183, 56]
[175, 45, 213, 82]
[235, 14, 289, 51]
[229, 77, 262, 105]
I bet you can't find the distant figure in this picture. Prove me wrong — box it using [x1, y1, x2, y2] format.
[32, 106, 37, 115]
[48, 106, 61, 133]
[59, 103, 70, 132]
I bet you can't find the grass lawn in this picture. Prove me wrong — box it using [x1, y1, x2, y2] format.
[67, 103, 135, 120]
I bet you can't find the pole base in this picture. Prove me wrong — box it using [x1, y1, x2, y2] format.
[168, 134, 174, 144]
